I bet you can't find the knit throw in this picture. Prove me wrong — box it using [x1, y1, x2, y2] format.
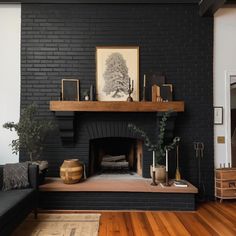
[2, 162, 29, 191]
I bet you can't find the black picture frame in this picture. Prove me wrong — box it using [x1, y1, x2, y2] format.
[214, 106, 223, 125]
[62, 79, 80, 101]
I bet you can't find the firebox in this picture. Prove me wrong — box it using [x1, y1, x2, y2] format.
[89, 137, 143, 176]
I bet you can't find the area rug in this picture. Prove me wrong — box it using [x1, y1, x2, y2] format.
[12, 213, 101, 236]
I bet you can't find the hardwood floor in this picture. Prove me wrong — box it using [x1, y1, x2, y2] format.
[98, 201, 236, 236]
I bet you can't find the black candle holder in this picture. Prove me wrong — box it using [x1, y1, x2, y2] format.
[151, 170, 157, 186]
[162, 171, 170, 187]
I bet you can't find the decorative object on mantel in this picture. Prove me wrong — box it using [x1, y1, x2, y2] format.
[82, 89, 90, 101]
[128, 111, 180, 186]
[90, 84, 95, 101]
[96, 46, 139, 101]
[147, 73, 165, 101]
[152, 83, 173, 102]
[152, 84, 162, 102]
[60, 159, 83, 184]
[127, 77, 134, 102]
[61, 79, 80, 101]
[142, 74, 146, 101]
[3, 103, 55, 184]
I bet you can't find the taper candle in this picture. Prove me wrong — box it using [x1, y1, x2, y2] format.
[165, 149, 168, 171]
[153, 150, 155, 169]
[144, 74, 146, 87]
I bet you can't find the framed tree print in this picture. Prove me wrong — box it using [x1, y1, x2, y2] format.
[96, 46, 139, 101]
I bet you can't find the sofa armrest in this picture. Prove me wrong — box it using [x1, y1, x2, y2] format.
[28, 164, 39, 190]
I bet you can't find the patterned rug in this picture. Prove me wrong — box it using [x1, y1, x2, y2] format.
[12, 213, 101, 236]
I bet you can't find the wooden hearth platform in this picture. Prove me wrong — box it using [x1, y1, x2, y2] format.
[39, 176, 198, 211]
[40, 176, 198, 193]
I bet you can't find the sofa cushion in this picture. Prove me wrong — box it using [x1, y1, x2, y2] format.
[0, 189, 34, 217]
[0, 189, 35, 230]
[2, 162, 29, 191]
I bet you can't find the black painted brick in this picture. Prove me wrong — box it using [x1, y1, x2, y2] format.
[39, 192, 196, 211]
[21, 3, 213, 199]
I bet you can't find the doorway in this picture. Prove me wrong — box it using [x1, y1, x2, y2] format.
[231, 76, 236, 167]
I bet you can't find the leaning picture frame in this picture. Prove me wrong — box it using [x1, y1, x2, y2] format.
[61, 79, 80, 101]
[96, 46, 139, 101]
[214, 106, 223, 125]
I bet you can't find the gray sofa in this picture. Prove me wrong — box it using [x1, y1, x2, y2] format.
[0, 164, 38, 236]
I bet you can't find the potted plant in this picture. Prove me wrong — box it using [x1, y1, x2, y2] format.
[128, 111, 180, 182]
[3, 103, 55, 183]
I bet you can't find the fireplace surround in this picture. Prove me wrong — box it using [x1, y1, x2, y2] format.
[20, 3, 214, 201]
[51, 108, 178, 178]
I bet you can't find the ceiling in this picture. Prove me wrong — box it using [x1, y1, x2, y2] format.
[0, 0, 235, 16]
[199, 0, 236, 16]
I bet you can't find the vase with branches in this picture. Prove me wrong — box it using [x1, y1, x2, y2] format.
[128, 111, 180, 182]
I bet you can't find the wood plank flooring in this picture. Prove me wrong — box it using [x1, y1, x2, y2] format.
[97, 201, 236, 236]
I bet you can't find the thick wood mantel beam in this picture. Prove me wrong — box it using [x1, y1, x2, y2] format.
[50, 101, 185, 112]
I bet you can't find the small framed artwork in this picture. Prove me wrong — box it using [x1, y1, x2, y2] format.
[96, 46, 139, 101]
[62, 79, 80, 101]
[214, 106, 223, 125]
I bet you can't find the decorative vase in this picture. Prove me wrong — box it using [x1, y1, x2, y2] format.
[150, 165, 166, 183]
[60, 159, 83, 184]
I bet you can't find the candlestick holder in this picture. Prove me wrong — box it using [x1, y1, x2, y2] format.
[161, 171, 170, 187]
[127, 78, 134, 102]
[141, 86, 146, 102]
[151, 170, 157, 186]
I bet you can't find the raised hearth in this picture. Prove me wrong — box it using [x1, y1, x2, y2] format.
[39, 177, 198, 211]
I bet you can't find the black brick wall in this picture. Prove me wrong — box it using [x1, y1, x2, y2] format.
[21, 4, 214, 198]
[39, 192, 196, 211]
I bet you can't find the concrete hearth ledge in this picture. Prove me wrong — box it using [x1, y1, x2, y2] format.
[39, 176, 198, 193]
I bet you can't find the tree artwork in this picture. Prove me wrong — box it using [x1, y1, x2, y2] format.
[103, 52, 130, 98]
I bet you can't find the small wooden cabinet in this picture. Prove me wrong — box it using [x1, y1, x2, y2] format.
[215, 168, 236, 202]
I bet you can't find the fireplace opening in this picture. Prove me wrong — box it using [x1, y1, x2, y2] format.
[89, 137, 143, 177]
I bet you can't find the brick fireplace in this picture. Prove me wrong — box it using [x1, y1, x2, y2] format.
[51, 108, 178, 179]
[20, 3, 214, 201]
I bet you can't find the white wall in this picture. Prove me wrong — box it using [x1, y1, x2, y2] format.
[0, 4, 21, 164]
[214, 8, 236, 168]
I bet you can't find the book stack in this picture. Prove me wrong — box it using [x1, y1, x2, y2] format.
[174, 180, 188, 187]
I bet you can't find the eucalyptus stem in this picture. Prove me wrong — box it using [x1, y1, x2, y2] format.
[128, 110, 180, 164]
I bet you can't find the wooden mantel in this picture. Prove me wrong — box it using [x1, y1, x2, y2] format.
[50, 101, 184, 112]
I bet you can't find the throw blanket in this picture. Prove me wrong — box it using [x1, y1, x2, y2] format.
[2, 162, 29, 191]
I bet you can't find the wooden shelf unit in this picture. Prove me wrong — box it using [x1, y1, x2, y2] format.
[215, 168, 236, 202]
[50, 101, 184, 112]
